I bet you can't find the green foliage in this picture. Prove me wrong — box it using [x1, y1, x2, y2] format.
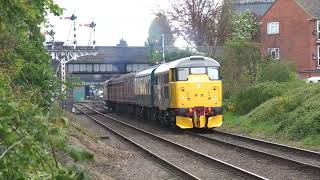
[0, 82, 54, 178]
[147, 12, 175, 63]
[221, 40, 262, 98]
[217, 0, 234, 45]
[165, 48, 193, 62]
[247, 84, 320, 144]
[231, 10, 258, 41]
[147, 12, 174, 47]
[67, 145, 94, 162]
[0, 0, 93, 179]
[233, 81, 303, 115]
[0, 0, 62, 42]
[55, 165, 90, 180]
[258, 61, 297, 83]
[148, 47, 193, 64]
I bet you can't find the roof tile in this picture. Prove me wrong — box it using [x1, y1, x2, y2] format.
[294, 0, 320, 19]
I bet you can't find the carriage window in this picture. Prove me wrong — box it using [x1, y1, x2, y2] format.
[177, 68, 189, 81]
[190, 67, 206, 74]
[208, 67, 219, 80]
[164, 73, 169, 84]
[154, 75, 158, 85]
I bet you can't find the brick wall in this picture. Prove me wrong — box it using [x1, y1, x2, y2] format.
[260, 0, 318, 75]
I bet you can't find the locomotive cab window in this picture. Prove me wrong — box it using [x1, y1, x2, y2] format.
[208, 67, 219, 80]
[190, 67, 206, 74]
[176, 68, 189, 81]
[173, 67, 220, 81]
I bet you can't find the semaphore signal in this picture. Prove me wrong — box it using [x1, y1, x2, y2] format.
[45, 13, 98, 108]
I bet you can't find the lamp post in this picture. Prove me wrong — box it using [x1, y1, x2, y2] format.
[162, 34, 165, 63]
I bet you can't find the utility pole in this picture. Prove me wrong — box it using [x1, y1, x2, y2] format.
[162, 34, 165, 63]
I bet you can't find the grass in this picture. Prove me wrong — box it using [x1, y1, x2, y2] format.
[220, 112, 320, 151]
[220, 82, 320, 151]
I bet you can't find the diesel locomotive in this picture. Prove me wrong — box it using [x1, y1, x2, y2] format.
[103, 56, 223, 129]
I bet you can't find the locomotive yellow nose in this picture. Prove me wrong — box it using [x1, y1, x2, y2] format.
[176, 115, 222, 129]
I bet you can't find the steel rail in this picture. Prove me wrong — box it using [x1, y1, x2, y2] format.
[97, 102, 320, 170]
[74, 104, 200, 180]
[186, 131, 320, 171]
[213, 130, 320, 158]
[78, 103, 267, 180]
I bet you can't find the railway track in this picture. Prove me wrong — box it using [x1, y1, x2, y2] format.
[74, 103, 266, 180]
[191, 130, 320, 168]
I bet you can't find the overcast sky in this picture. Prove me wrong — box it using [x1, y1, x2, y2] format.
[47, 0, 172, 47]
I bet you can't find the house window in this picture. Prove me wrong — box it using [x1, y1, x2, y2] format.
[267, 22, 279, 35]
[268, 48, 280, 59]
[317, 20, 320, 40]
[318, 46, 320, 66]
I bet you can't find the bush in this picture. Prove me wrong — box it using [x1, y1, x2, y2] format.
[258, 61, 296, 83]
[247, 83, 320, 142]
[233, 81, 304, 115]
[0, 1, 92, 179]
[234, 82, 288, 115]
[221, 40, 262, 97]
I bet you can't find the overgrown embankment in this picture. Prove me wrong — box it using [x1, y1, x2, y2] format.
[222, 82, 320, 149]
[0, 1, 97, 179]
[220, 39, 319, 149]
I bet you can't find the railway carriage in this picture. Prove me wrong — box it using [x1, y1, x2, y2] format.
[103, 78, 112, 108]
[134, 66, 159, 120]
[105, 72, 136, 113]
[103, 56, 223, 129]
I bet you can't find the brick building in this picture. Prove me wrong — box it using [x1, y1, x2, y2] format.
[260, 0, 320, 78]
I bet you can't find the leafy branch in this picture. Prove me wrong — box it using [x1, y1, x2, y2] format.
[0, 138, 24, 160]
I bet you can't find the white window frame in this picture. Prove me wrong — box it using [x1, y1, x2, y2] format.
[318, 46, 320, 67]
[267, 22, 279, 35]
[317, 20, 320, 40]
[268, 48, 280, 60]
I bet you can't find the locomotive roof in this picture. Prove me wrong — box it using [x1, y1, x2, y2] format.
[108, 72, 136, 84]
[154, 56, 220, 74]
[135, 65, 160, 78]
[104, 77, 115, 84]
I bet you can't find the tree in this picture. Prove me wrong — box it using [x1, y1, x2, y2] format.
[147, 12, 175, 48]
[216, 0, 234, 45]
[166, 47, 193, 62]
[258, 61, 296, 83]
[117, 38, 128, 47]
[168, 0, 222, 49]
[221, 40, 262, 97]
[147, 12, 175, 63]
[0, 1, 92, 179]
[231, 10, 259, 41]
